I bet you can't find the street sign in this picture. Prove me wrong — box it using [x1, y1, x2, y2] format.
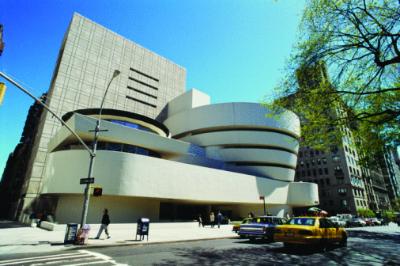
[80, 177, 95, 184]
[259, 196, 265, 200]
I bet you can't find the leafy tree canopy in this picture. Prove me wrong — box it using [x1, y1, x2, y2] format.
[267, 0, 400, 156]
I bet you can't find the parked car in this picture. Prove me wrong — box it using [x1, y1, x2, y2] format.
[238, 216, 286, 242]
[274, 217, 347, 248]
[232, 218, 252, 233]
[364, 218, 373, 226]
[369, 218, 381, 226]
[328, 216, 346, 227]
[348, 217, 366, 227]
[337, 214, 353, 227]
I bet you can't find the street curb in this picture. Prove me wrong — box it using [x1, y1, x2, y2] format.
[66, 235, 238, 250]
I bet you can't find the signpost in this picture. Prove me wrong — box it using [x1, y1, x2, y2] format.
[259, 196, 266, 215]
[80, 177, 95, 185]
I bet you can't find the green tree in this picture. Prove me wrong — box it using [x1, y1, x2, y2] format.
[391, 198, 400, 211]
[267, 0, 400, 154]
[357, 208, 375, 217]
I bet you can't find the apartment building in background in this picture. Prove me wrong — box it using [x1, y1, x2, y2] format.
[292, 62, 395, 216]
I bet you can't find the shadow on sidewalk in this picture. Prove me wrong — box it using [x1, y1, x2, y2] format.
[0, 220, 29, 229]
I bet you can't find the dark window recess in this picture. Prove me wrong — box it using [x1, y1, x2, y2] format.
[127, 86, 157, 99]
[128, 76, 158, 90]
[130, 67, 159, 82]
[126, 95, 157, 108]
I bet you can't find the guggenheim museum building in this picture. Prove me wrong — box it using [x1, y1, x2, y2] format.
[1, 13, 318, 223]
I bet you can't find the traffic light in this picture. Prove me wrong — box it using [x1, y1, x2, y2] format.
[0, 82, 6, 105]
[93, 187, 102, 197]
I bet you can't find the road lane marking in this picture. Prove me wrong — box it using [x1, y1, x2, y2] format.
[0, 252, 90, 265]
[0, 250, 127, 266]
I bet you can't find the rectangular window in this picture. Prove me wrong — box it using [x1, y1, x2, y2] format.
[128, 76, 158, 90]
[130, 67, 159, 82]
[318, 168, 323, 175]
[125, 95, 157, 108]
[127, 86, 157, 99]
[324, 168, 328, 174]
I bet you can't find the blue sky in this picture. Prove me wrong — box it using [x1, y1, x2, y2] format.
[0, 0, 306, 175]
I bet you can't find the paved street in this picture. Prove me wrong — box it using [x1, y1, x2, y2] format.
[1, 227, 399, 266]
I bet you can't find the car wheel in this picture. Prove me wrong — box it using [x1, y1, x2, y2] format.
[249, 237, 256, 242]
[320, 238, 329, 251]
[339, 233, 347, 247]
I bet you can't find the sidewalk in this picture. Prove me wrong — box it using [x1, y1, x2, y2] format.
[0, 221, 237, 255]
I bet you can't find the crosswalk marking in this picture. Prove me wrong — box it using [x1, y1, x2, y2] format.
[0, 250, 126, 266]
[0, 252, 90, 265]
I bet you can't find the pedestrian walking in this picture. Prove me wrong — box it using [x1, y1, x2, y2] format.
[95, 209, 111, 239]
[217, 211, 223, 228]
[210, 212, 215, 228]
[198, 214, 203, 227]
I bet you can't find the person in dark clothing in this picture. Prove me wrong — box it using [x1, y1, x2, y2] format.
[198, 214, 203, 227]
[217, 211, 223, 228]
[95, 209, 110, 239]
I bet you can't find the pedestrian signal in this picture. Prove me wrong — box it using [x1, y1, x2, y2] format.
[0, 82, 6, 105]
[93, 187, 102, 197]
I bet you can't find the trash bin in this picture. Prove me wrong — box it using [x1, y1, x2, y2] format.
[76, 224, 91, 245]
[136, 218, 150, 241]
[64, 223, 78, 244]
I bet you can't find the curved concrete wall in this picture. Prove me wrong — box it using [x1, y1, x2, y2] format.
[179, 131, 299, 153]
[164, 103, 300, 181]
[42, 150, 317, 206]
[164, 103, 300, 138]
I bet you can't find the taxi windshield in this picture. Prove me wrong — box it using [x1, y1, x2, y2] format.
[288, 218, 315, 226]
[252, 217, 273, 224]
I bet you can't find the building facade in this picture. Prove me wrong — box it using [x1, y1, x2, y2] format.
[1, 13, 318, 223]
[295, 132, 369, 215]
[381, 148, 400, 201]
[292, 62, 394, 216]
[6, 13, 186, 220]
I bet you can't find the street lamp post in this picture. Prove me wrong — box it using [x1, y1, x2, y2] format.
[80, 69, 120, 227]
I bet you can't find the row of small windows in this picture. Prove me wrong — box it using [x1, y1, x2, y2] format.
[105, 119, 158, 134]
[353, 188, 365, 197]
[59, 141, 161, 158]
[349, 166, 361, 176]
[299, 158, 328, 168]
[299, 149, 325, 158]
[297, 168, 329, 178]
[319, 198, 367, 208]
[344, 145, 357, 157]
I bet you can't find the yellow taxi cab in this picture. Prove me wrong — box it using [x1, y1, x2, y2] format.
[274, 216, 347, 248]
[232, 217, 252, 233]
